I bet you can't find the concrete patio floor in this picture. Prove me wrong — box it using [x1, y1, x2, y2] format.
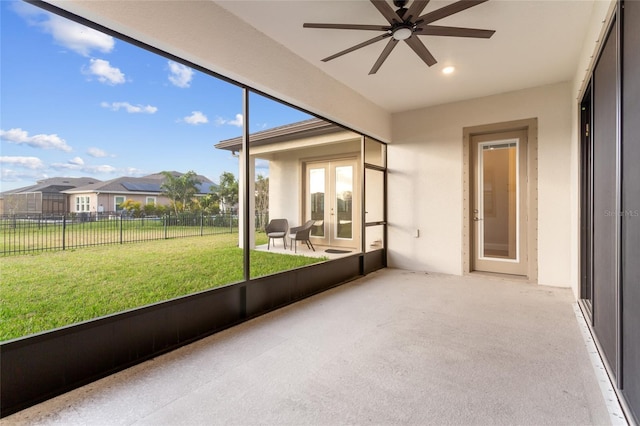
[2, 269, 625, 425]
[254, 242, 357, 260]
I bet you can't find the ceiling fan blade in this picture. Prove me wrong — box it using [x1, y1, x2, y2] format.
[322, 33, 391, 62]
[415, 25, 495, 38]
[369, 38, 400, 74]
[370, 0, 404, 24]
[405, 0, 431, 22]
[417, 0, 489, 25]
[404, 36, 437, 66]
[304, 23, 390, 31]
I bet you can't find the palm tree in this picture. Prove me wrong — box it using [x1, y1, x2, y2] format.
[160, 171, 201, 215]
[255, 174, 269, 229]
[217, 171, 238, 214]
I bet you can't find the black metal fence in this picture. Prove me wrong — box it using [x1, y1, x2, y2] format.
[0, 211, 244, 256]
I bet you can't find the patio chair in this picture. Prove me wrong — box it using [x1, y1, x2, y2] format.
[289, 220, 316, 253]
[265, 219, 288, 250]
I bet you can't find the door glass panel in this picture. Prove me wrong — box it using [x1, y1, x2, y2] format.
[481, 142, 517, 260]
[365, 168, 384, 223]
[365, 137, 386, 167]
[366, 225, 385, 253]
[310, 168, 325, 237]
[335, 165, 353, 239]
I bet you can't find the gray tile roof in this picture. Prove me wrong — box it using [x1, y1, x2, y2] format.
[1, 177, 101, 195]
[63, 172, 216, 195]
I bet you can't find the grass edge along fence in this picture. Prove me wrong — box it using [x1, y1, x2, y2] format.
[0, 211, 251, 256]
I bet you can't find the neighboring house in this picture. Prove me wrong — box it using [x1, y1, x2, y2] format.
[215, 118, 382, 251]
[0, 177, 100, 215]
[62, 171, 216, 214]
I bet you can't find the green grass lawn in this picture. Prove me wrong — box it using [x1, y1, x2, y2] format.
[0, 233, 326, 341]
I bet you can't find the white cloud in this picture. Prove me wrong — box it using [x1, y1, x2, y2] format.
[229, 114, 243, 127]
[68, 157, 85, 166]
[90, 165, 118, 174]
[51, 161, 117, 174]
[101, 101, 158, 114]
[183, 111, 208, 125]
[168, 61, 193, 88]
[121, 167, 146, 177]
[0, 128, 72, 152]
[84, 59, 125, 85]
[12, 3, 115, 57]
[46, 15, 114, 56]
[215, 113, 244, 128]
[0, 168, 48, 186]
[87, 147, 111, 158]
[0, 156, 45, 169]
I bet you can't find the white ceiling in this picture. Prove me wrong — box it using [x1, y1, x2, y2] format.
[216, 0, 597, 113]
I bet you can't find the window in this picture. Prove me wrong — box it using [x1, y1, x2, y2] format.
[115, 196, 125, 212]
[364, 137, 387, 253]
[146, 197, 156, 205]
[76, 196, 90, 212]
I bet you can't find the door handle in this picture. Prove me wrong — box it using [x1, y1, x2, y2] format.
[473, 217, 483, 221]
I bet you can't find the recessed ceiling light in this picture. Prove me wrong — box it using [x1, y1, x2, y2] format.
[442, 66, 455, 75]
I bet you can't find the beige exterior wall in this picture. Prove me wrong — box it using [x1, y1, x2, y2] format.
[386, 1, 614, 296]
[68, 193, 99, 213]
[389, 82, 573, 287]
[69, 193, 167, 213]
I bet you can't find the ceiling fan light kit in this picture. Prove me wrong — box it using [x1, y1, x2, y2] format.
[303, 0, 495, 75]
[392, 25, 413, 40]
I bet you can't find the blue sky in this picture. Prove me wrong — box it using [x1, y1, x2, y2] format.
[0, 1, 310, 192]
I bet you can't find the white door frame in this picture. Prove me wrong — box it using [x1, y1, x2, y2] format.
[304, 157, 360, 249]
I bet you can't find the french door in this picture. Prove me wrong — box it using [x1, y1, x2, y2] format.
[305, 159, 359, 249]
[471, 130, 528, 275]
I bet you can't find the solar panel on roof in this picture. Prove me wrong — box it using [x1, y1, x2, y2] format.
[197, 183, 217, 194]
[121, 182, 162, 192]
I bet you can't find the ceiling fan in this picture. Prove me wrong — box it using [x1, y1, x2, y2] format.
[303, 0, 495, 75]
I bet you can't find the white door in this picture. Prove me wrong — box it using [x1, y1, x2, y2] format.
[306, 159, 359, 249]
[471, 130, 528, 275]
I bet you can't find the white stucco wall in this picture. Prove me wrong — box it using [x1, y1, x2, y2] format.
[267, 152, 302, 229]
[388, 82, 574, 288]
